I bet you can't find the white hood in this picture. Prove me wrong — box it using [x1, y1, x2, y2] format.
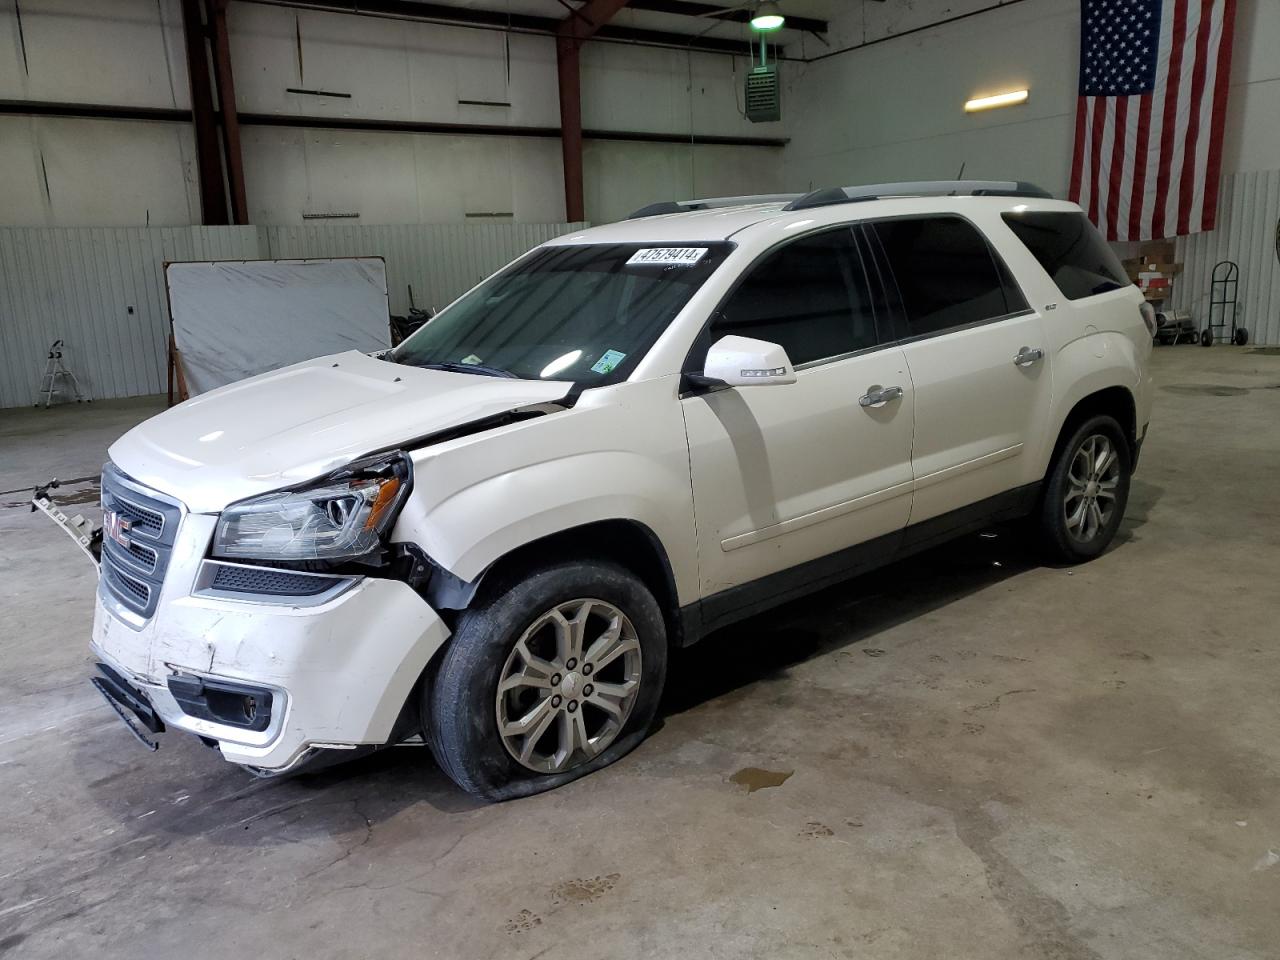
[109, 351, 572, 513]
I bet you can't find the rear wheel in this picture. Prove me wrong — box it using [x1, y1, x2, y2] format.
[1037, 415, 1131, 563]
[425, 560, 667, 801]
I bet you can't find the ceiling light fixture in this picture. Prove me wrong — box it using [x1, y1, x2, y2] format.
[964, 89, 1030, 112]
[750, 1, 786, 31]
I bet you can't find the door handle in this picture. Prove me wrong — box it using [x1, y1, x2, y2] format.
[859, 384, 904, 408]
[1013, 346, 1044, 367]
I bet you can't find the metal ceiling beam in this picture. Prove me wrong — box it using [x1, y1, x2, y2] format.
[620, 0, 827, 35]
[235, 0, 768, 57]
[0, 100, 789, 148]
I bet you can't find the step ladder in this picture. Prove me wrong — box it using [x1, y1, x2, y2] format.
[34, 339, 92, 408]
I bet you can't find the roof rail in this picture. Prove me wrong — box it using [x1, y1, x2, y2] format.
[627, 194, 803, 219]
[783, 180, 1053, 212]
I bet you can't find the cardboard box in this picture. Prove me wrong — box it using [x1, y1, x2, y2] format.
[1138, 239, 1176, 260]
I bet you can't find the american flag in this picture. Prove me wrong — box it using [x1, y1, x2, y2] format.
[1068, 0, 1238, 241]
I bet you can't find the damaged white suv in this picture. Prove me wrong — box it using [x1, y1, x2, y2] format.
[87, 181, 1153, 800]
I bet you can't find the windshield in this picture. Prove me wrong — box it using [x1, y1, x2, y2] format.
[391, 242, 733, 383]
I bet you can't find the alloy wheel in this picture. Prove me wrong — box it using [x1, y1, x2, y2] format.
[495, 598, 643, 773]
[1064, 434, 1121, 542]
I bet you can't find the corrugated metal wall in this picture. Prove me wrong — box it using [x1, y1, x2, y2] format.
[1173, 169, 1280, 346]
[0, 222, 584, 408]
[263, 223, 583, 315]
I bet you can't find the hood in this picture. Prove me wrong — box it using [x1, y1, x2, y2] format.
[109, 351, 572, 513]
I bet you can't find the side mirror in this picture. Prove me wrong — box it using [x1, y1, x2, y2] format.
[702, 335, 797, 387]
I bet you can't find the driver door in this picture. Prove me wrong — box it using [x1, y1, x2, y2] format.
[680, 226, 915, 625]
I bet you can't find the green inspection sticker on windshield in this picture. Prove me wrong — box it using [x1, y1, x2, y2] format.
[591, 349, 627, 374]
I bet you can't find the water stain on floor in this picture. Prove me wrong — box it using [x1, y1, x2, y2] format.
[728, 767, 794, 793]
[1161, 383, 1248, 396]
[53, 486, 101, 506]
[503, 909, 542, 934]
[550, 874, 621, 906]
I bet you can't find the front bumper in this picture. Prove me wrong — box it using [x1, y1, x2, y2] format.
[91, 570, 451, 772]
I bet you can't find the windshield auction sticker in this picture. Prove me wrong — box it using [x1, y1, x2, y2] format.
[591, 349, 627, 374]
[626, 247, 708, 267]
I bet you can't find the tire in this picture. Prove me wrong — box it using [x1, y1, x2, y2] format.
[1233, 327, 1249, 346]
[1037, 414, 1132, 564]
[1200, 329, 1213, 346]
[425, 559, 667, 801]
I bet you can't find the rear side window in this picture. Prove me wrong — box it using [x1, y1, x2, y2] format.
[1001, 211, 1128, 301]
[873, 216, 1028, 338]
[711, 226, 878, 366]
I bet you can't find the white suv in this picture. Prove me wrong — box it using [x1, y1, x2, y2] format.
[87, 181, 1154, 800]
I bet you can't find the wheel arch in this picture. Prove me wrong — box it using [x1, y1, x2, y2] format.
[437, 518, 687, 647]
[1045, 384, 1137, 477]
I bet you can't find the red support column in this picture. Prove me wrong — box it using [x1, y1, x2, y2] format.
[180, 0, 228, 225]
[554, 0, 631, 223]
[209, 0, 249, 225]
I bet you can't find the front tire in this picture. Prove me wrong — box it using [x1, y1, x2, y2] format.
[1037, 415, 1132, 564]
[425, 560, 667, 801]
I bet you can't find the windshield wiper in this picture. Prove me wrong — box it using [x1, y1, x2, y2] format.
[409, 360, 518, 379]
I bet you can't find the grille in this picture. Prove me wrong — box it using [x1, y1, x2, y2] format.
[112, 497, 164, 536]
[104, 562, 150, 606]
[209, 564, 340, 597]
[121, 540, 158, 574]
[100, 464, 182, 620]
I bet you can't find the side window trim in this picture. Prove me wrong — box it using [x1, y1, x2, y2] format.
[680, 223, 897, 378]
[857, 222, 910, 344]
[866, 213, 1036, 346]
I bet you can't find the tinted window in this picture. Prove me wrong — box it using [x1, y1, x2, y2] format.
[710, 227, 877, 366]
[875, 216, 1026, 338]
[394, 242, 732, 383]
[1002, 211, 1128, 300]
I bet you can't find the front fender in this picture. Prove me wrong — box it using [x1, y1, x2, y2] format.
[390, 378, 699, 606]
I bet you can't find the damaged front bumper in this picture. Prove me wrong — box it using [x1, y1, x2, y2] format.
[91, 569, 452, 772]
[33, 471, 453, 774]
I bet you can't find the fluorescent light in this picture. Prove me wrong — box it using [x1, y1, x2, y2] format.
[964, 89, 1029, 112]
[751, 2, 785, 31]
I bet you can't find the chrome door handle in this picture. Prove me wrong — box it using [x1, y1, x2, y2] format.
[1013, 346, 1044, 367]
[859, 385, 904, 408]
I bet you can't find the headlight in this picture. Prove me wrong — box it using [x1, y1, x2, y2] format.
[212, 453, 411, 563]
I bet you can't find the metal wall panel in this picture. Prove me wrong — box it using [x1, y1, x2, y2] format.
[260, 222, 585, 315]
[1173, 169, 1280, 346]
[0, 222, 583, 408]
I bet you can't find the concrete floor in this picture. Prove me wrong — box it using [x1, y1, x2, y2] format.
[1, 347, 1278, 960]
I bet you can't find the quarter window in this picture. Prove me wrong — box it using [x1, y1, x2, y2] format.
[711, 227, 878, 366]
[1002, 210, 1128, 301]
[874, 216, 1028, 338]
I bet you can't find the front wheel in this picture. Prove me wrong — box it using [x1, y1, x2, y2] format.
[1037, 415, 1132, 563]
[425, 560, 667, 801]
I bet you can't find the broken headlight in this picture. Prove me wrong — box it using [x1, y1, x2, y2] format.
[212, 453, 411, 563]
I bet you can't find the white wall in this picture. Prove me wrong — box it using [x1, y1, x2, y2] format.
[783, 0, 1280, 200]
[0, 0, 784, 227]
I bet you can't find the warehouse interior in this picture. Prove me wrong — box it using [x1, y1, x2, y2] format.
[2, 0, 1279, 957]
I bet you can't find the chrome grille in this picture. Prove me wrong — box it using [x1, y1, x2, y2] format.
[100, 464, 182, 620]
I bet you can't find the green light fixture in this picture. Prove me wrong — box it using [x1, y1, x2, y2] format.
[750, 1, 785, 31]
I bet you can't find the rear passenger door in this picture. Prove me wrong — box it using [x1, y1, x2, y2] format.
[869, 215, 1053, 526]
[682, 226, 915, 614]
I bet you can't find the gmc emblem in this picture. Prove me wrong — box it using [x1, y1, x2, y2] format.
[103, 509, 132, 549]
